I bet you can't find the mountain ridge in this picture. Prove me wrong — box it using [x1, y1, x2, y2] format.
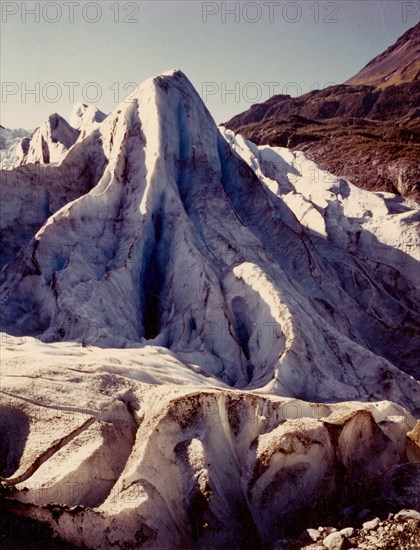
[345, 22, 420, 88]
[225, 24, 420, 199]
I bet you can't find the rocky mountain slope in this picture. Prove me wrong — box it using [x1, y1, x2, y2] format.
[345, 22, 420, 88]
[225, 23, 420, 200]
[0, 70, 419, 549]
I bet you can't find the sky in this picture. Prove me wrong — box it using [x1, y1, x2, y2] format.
[0, 0, 418, 129]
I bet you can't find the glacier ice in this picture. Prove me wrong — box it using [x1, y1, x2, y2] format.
[0, 126, 33, 167]
[0, 70, 419, 549]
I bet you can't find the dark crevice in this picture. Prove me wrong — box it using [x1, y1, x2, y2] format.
[142, 201, 167, 340]
[230, 297, 255, 384]
[231, 297, 251, 361]
[0, 503, 79, 550]
[41, 136, 50, 164]
[0, 407, 30, 478]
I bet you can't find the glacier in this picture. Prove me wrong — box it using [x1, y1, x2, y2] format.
[0, 69, 419, 549]
[0, 125, 33, 167]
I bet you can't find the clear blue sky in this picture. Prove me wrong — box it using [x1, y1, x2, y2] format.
[1, 1, 418, 129]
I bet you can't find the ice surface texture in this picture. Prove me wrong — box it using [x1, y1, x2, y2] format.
[0, 70, 419, 549]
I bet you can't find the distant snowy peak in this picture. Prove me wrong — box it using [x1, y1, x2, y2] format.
[0, 126, 33, 166]
[0, 126, 31, 147]
[69, 102, 107, 136]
